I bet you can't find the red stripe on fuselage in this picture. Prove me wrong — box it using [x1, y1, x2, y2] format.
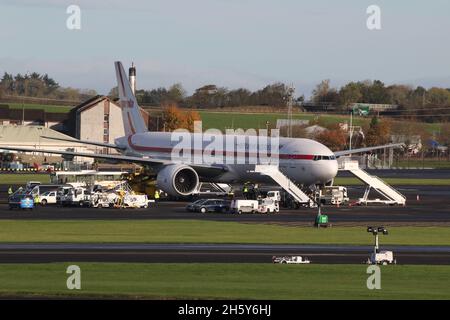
[126, 135, 314, 160]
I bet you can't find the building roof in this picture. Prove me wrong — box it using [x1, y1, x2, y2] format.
[0, 125, 77, 143]
[72, 95, 109, 113]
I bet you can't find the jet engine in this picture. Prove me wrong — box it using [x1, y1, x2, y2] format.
[156, 164, 199, 196]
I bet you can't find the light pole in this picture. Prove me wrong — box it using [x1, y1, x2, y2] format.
[367, 226, 388, 254]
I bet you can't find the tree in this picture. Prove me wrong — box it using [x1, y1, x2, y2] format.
[167, 83, 186, 104]
[312, 79, 337, 104]
[315, 126, 347, 151]
[162, 103, 186, 131]
[365, 117, 391, 146]
[339, 82, 362, 107]
[184, 110, 201, 132]
[161, 102, 202, 132]
[427, 87, 450, 105]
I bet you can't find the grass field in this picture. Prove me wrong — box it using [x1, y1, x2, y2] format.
[2, 101, 443, 133]
[0, 174, 50, 185]
[394, 160, 450, 169]
[197, 111, 443, 133]
[0, 263, 448, 299]
[0, 220, 448, 245]
[7, 103, 73, 113]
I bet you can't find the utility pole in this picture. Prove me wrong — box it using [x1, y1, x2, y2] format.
[287, 84, 294, 138]
[349, 109, 353, 151]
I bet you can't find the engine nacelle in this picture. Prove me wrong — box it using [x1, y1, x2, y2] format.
[156, 164, 199, 196]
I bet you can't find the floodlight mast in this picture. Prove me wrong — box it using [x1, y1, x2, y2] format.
[367, 226, 388, 254]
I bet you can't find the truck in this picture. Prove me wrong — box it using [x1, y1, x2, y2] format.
[66, 187, 92, 207]
[272, 256, 311, 264]
[318, 186, 349, 205]
[266, 190, 281, 202]
[230, 199, 259, 214]
[258, 198, 279, 214]
[56, 186, 73, 205]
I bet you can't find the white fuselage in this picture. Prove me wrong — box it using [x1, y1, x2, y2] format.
[116, 131, 338, 186]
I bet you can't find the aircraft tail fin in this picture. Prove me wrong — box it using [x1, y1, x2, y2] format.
[114, 61, 148, 135]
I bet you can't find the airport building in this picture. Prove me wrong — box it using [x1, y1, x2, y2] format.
[66, 95, 150, 154]
[0, 95, 150, 156]
[0, 104, 67, 131]
[0, 125, 93, 164]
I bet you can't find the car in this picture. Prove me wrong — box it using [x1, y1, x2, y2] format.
[40, 191, 58, 206]
[186, 199, 208, 212]
[9, 193, 34, 210]
[190, 199, 231, 213]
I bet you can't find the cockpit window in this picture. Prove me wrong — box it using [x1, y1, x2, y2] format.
[313, 155, 336, 161]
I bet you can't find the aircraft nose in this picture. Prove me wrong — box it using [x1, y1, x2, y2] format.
[318, 159, 338, 183]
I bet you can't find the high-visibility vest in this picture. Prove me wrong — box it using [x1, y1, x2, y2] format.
[154, 191, 160, 199]
[8, 188, 13, 195]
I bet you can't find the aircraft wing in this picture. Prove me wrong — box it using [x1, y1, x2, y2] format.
[0, 145, 172, 166]
[41, 136, 126, 150]
[334, 143, 404, 157]
[0, 146, 227, 177]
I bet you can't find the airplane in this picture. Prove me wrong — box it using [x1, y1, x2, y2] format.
[0, 61, 403, 197]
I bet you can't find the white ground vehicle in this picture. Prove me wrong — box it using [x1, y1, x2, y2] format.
[230, 199, 259, 214]
[272, 255, 311, 264]
[367, 251, 396, 265]
[266, 190, 281, 202]
[67, 187, 92, 207]
[122, 194, 149, 208]
[56, 186, 73, 205]
[90, 192, 117, 208]
[39, 191, 58, 205]
[318, 186, 349, 205]
[258, 198, 279, 213]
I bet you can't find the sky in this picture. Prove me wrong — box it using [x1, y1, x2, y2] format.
[0, 0, 449, 97]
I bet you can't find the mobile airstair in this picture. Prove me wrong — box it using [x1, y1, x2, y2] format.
[252, 165, 316, 207]
[339, 159, 406, 205]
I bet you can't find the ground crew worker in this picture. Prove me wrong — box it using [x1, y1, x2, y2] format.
[242, 184, 249, 199]
[7, 186, 13, 197]
[154, 189, 160, 202]
[33, 193, 40, 205]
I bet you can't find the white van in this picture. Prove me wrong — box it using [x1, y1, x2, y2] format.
[230, 200, 259, 214]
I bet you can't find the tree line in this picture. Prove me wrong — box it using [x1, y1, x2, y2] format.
[312, 79, 450, 122]
[109, 83, 298, 109]
[109, 79, 450, 122]
[0, 72, 97, 102]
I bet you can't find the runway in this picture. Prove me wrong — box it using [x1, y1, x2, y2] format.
[0, 185, 448, 225]
[0, 243, 448, 265]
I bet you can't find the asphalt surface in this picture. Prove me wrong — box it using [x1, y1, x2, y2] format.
[0, 185, 448, 225]
[0, 243, 448, 265]
[0, 174, 448, 265]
